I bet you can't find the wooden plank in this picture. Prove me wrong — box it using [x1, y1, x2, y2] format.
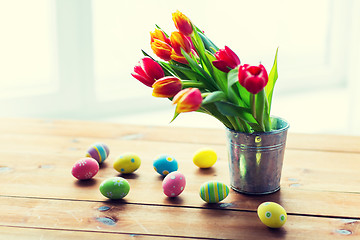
[1, 145, 360, 219]
[0, 118, 360, 153]
[0, 226, 182, 240]
[0, 196, 359, 240]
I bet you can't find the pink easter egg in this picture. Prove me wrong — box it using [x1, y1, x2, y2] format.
[71, 157, 99, 180]
[162, 171, 186, 197]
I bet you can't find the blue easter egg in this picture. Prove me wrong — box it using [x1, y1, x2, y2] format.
[153, 154, 178, 176]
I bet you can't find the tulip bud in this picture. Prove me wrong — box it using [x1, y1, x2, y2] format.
[150, 28, 171, 45]
[131, 57, 165, 87]
[152, 76, 183, 98]
[172, 88, 202, 113]
[172, 10, 193, 36]
[151, 39, 173, 61]
[238, 64, 268, 94]
[170, 31, 192, 56]
[212, 46, 241, 73]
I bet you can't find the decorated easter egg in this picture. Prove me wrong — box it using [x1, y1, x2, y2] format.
[199, 181, 229, 203]
[193, 148, 217, 168]
[257, 202, 287, 228]
[113, 153, 141, 174]
[153, 154, 178, 176]
[71, 157, 99, 180]
[85, 142, 110, 164]
[99, 177, 130, 200]
[162, 171, 186, 197]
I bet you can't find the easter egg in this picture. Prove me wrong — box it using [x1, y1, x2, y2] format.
[71, 157, 99, 180]
[257, 202, 287, 228]
[85, 142, 110, 164]
[193, 148, 217, 168]
[153, 154, 178, 176]
[162, 171, 186, 197]
[199, 181, 229, 203]
[113, 153, 141, 174]
[99, 177, 130, 200]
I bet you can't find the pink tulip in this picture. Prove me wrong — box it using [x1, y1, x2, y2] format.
[131, 57, 164, 87]
[238, 64, 268, 94]
[212, 46, 240, 73]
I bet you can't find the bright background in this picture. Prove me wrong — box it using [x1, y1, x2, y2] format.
[0, 0, 359, 134]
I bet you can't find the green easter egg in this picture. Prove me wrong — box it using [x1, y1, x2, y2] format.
[99, 177, 130, 199]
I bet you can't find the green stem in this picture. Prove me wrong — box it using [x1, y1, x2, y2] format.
[182, 81, 205, 89]
[251, 93, 256, 118]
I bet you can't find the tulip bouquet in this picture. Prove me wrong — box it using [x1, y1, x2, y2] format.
[131, 11, 279, 133]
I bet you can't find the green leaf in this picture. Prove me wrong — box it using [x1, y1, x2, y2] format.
[198, 31, 219, 53]
[214, 101, 263, 131]
[205, 50, 227, 90]
[202, 91, 226, 105]
[181, 49, 217, 90]
[170, 111, 180, 123]
[227, 68, 239, 88]
[265, 48, 279, 112]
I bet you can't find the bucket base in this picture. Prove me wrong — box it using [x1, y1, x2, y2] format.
[230, 185, 280, 195]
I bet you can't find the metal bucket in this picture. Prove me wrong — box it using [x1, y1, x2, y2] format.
[226, 117, 289, 195]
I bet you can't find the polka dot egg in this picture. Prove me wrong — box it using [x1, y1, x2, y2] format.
[71, 157, 99, 180]
[193, 147, 217, 168]
[85, 142, 110, 164]
[162, 171, 186, 197]
[99, 177, 130, 200]
[257, 202, 287, 228]
[153, 154, 178, 176]
[199, 181, 229, 203]
[113, 153, 141, 174]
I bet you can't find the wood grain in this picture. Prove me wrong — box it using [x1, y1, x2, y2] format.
[0, 196, 359, 240]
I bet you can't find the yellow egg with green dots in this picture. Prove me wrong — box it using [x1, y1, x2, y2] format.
[257, 202, 287, 228]
[193, 148, 217, 168]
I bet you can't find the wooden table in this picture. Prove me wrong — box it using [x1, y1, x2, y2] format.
[0, 118, 359, 239]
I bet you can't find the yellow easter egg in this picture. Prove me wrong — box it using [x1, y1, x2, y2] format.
[193, 148, 217, 168]
[113, 153, 141, 174]
[257, 202, 287, 228]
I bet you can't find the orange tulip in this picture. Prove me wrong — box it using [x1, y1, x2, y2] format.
[170, 49, 188, 64]
[170, 31, 192, 56]
[173, 88, 202, 113]
[172, 10, 193, 36]
[152, 76, 182, 98]
[150, 28, 171, 45]
[151, 39, 172, 61]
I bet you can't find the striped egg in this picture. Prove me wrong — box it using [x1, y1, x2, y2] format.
[86, 142, 110, 164]
[199, 181, 229, 203]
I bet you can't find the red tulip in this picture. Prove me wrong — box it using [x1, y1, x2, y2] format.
[172, 10, 193, 36]
[170, 31, 192, 56]
[150, 28, 171, 45]
[131, 57, 164, 87]
[238, 64, 268, 94]
[172, 88, 202, 113]
[151, 39, 173, 61]
[212, 46, 241, 73]
[152, 76, 182, 98]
